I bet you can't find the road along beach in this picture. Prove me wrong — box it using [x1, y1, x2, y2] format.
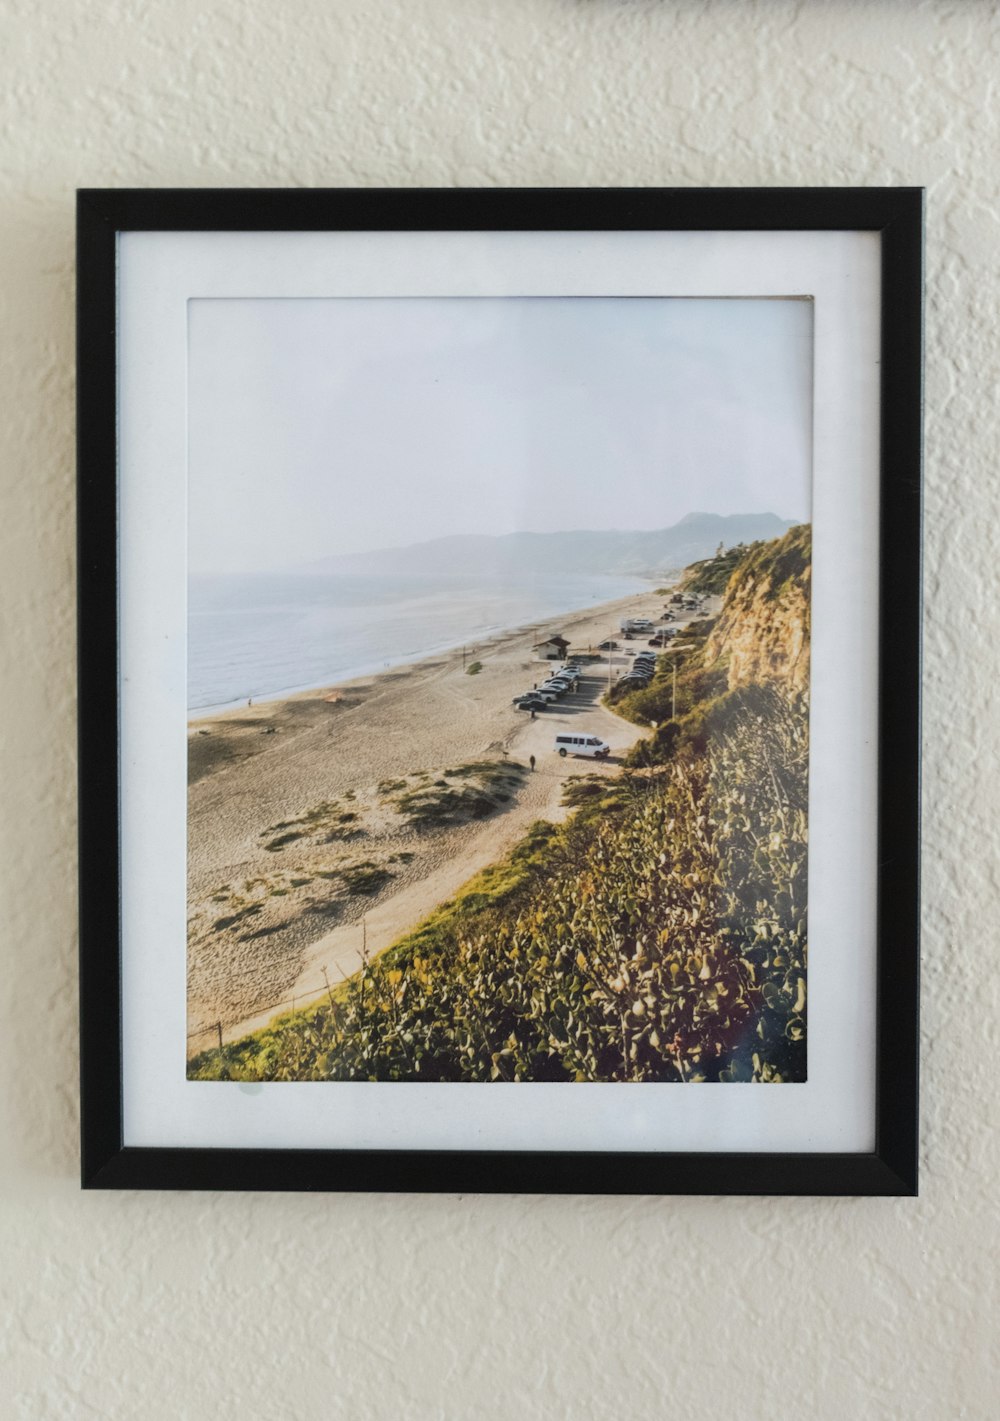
[187, 584, 687, 1053]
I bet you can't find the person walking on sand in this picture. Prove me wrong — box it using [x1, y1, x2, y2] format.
[529, 754, 536, 772]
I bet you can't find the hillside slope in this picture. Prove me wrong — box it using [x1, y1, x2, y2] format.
[704, 524, 811, 693]
[610, 524, 811, 746]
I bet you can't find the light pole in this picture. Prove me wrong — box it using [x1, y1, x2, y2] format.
[606, 628, 618, 692]
[664, 643, 692, 721]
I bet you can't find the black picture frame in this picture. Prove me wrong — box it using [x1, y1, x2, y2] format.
[77, 187, 922, 1195]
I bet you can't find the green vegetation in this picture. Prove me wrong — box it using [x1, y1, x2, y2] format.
[614, 525, 812, 766]
[607, 611, 723, 745]
[191, 529, 811, 1086]
[681, 544, 751, 597]
[261, 799, 365, 852]
[212, 904, 262, 932]
[721, 521, 810, 605]
[465, 660, 483, 675]
[263, 831, 305, 851]
[391, 760, 526, 830]
[681, 524, 809, 604]
[328, 861, 394, 896]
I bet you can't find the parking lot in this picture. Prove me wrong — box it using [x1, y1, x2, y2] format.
[512, 665, 645, 775]
[509, 592, 716, 772]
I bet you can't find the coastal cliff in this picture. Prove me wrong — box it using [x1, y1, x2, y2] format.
[702, 523, 811, 694]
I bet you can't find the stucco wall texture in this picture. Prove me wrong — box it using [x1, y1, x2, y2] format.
[0, 0, 993, 1416]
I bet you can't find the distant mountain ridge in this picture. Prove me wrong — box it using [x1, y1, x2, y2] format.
[303, 512, 796, 579]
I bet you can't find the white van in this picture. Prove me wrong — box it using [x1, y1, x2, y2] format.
[555, 733, 611, 759]
[620, 617, 654, 634]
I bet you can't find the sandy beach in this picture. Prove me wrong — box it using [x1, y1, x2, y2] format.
[187, 584, 682, 1054]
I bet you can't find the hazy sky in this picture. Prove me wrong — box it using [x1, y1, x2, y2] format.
[188, 296, 813, 576]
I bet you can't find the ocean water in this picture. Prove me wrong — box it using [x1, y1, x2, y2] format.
[188, 570, 650, 712]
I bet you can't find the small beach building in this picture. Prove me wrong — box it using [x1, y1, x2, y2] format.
[533, 635, 570, 660]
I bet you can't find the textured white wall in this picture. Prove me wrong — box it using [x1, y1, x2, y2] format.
[0, 1, 993, 1416]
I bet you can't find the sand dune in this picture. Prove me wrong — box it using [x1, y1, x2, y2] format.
[187, 586, 677, 1053]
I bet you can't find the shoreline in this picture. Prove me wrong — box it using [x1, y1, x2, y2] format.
[188, 574, 660, 720]
[187, 581, 683, 1055]
[187, 582, 672, 731]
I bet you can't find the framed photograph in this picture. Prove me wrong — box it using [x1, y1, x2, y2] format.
[77, 187, 922, 1194]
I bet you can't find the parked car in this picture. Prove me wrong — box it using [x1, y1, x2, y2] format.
[532, 686, 562, 701]
[597, 639, 618, 651]
[555, 733, 611, 759]
[513, 695, 548, 711]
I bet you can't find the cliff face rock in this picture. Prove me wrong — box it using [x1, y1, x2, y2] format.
[705, 525, 811, 694]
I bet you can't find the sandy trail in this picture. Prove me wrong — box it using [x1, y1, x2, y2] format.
[187, 586, 687, 1053]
